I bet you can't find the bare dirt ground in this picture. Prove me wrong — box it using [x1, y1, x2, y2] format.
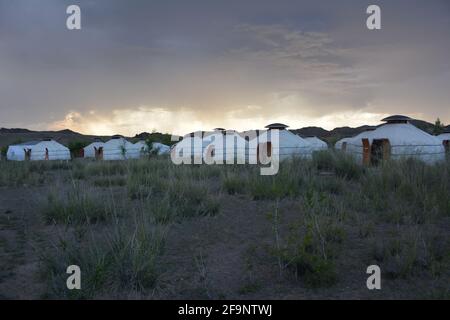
[0, 187, 46, 299]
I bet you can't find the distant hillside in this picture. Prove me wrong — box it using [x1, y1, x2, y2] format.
[292, 119, 440, 144]
[0, 118, 445, 151]
[0, 128, 34, 134]
[0, 129, 111, 149]
[292, 126, 330, 138]
[293, 125, 377, 140]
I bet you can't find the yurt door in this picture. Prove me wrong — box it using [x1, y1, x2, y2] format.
[362, 139, 370, 165]
[45, 148, 49, 160]
[444, 140, 449, 158]
[24, 149, 31, 161]
[257, 142, 272, 164]
[98, 147, 104, 160]
[94, 147, 104, 160]
[371, 139, 391, 165]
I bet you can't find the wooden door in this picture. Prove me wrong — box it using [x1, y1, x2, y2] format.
[362, 139, 370, 166]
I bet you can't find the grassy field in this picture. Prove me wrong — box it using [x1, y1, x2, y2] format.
[0, 152, 449, 299]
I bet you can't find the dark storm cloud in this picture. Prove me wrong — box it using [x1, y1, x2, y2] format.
[0, 0, 449, 133]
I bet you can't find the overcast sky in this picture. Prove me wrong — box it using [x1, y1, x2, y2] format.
[1, 0, 449, 135]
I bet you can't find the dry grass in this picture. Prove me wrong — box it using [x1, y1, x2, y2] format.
[0, 152, 449, 299]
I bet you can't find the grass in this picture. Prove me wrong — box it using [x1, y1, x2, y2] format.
[222, 173, 247, 195]
[313, 150, 365, 180]
[42, 184, 112, 225]
[39, 217, 167, 299]
[369, 226, 450, 279]
[267, 206, 339, 287]
[0, 152, 449, 298]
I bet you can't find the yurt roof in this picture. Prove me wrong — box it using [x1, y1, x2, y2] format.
[104, 137, 133, 146]
[305, 136, 327, 146]
[255, 128, 311, 148]
[15, 140, 42, 146]
[438, 133, 450, 140]
[13, 139, 67, 148]
[85, 141, 104, 148]
[265, 123, 289, 130]
[349, 123, 441, 146]
[381, 115, 413, 123]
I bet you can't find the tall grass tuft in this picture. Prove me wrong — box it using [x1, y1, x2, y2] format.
[39, 216, 167, 298]
[42, 184, 112, 225]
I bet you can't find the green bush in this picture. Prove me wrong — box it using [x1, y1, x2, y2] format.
[267, 199, 339, 288]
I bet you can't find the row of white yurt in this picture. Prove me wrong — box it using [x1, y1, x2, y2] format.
[171, 124, 329, 163]
[209, 129, 250, 163]
[335, 115, 445, 164]
[6, 139, 71, 161]
[84, 137, 171, 160]
[171, 130, 224, 163]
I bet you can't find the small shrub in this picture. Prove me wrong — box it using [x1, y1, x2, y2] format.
[145, 197, 175, 224]
[42, 186, 111, 224]
[313, 150, 335, 171]
[333, 153, 364, 180]
[222, 174, 246, 195]
[267, 202, 338, 288]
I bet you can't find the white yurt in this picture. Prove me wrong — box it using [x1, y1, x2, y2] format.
[128, 140, 149, 159]
[304, 136, 328, 152]
[437, 132, 450, 142]
[344, 115, 445, 165]
[335, 128, 377, 151]
[202, 129, 248, 163]
[249, 123, 313, 163]
[438, 132, 450, 154]
[151, 142, 171, 155]
[172, 129, 246, 163]
[83, 140, 105, 159]
[7, 139, 71, 161]
[102, 136, 137, 160]
[171, 131, 207, 163]
[334, 137, 351, 150]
